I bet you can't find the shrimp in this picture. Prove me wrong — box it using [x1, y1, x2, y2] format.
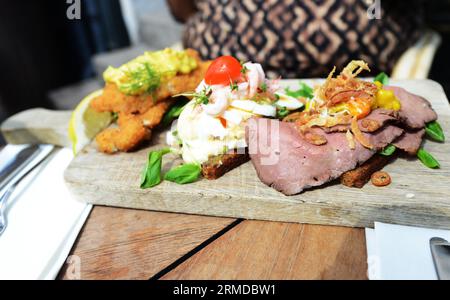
[203, 88, 229, 116]
[195, 80, 208, 93]
[244, 62, 265, 98]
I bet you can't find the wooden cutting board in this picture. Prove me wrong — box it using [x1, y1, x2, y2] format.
[3, 80, 450, 229]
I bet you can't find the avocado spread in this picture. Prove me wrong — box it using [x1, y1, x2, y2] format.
[103, 48, 198, 96]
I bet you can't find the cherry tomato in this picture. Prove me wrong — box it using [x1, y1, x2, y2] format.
[348, 99, 371, 119]
[205, 56, 242, 85]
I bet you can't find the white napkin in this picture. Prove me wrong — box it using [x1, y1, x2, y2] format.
[366, 222, 450, 280]
[0, 145, 91, 280]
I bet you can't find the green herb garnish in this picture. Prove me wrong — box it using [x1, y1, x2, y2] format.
[117, 62, 161, 95]
[193, 86, 212, 105]
[417, 148, 440, 169]
[174, 86, 212, 106]
[285, 82, 314, 99]
[140, 148, 171, 189]
[276, 106, 290, 119]
[195, 89, 211, 105]
[380, 144, 397, 156]
[425, 121, 445, 142]
[260, 82, 268, 93]
[164, 164, 202, 184]
[240, 62, 248, 75]
[374, 72, 389, 85]
[162, 99, 189, 127]
[230, 82, 239, 91]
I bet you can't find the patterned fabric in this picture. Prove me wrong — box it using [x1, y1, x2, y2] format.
[183, 0, 424, 78]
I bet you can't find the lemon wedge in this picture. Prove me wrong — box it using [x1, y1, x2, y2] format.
[68, 89, 113, 154]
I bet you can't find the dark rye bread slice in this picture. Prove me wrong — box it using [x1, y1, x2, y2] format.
[341, 129, 426, 188]
[201, 148, 250, 180]
[340, 154, 392, 188]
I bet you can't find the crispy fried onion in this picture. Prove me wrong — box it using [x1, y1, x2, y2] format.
[283, 111, 306, 123]
[360, 118, 381, 132]
[351, 116, 373, 149]
[304, 131, 327, 146]
[296, 127, 328, 146]
[285, 60, 377, 150]
[316, 60, 377, 107]
[289, 110, 374, 150]
[341, 60, 371, 78]
[345, 130, 356, 150]
[291, 113, 352, 130]
[328, 89, 373, 107]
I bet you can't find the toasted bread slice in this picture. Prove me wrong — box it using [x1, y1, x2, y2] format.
[341, 154, 392, 188]
[201, 148, 250, 180]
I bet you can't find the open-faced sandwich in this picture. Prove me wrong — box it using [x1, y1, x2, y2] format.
[167, 55, 305, 179]
[247, 61, 444, 195]
[137, 57, 444, 193]
[140, 55, 305, 187]
[87, 48, 210, 153]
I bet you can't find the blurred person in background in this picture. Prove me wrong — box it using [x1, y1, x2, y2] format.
[167, 0, 425, 78]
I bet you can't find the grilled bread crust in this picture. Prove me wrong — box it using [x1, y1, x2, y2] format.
[201, 148, 250, 180]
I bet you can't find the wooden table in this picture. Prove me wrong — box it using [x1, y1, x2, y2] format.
[58, 207, 368, 280]
[0, 132, 367, 280]
[0, 144, 367, 280]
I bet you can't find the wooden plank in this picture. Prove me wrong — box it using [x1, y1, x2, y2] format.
[64, 79, 450, 229]
[0, 108, 71, 147]
[162, 220, 368, 280]
[58, 206, 236, 280]
[2, 79, 450, 230]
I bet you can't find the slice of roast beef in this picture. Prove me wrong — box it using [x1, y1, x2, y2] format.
[359, 109, 399, 132]
[246, 118, 403, 195]
[384, 86, 437, 129]
[393, 129, 425, 155]
[325, 109, 398, 133]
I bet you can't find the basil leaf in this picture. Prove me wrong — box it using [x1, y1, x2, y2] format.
[380, 144, 396, 156]
[285, 82, 314, 99]
[164, 164, 202, 184]
[425, 121, 445, 142]
[162, 99, 189, 127]
[417, 148, 440, 169]
[140, 148, 171, 189]
[374, 72, 389, 85]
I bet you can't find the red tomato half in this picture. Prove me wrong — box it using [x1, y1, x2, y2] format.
[205, 56, 242, 85]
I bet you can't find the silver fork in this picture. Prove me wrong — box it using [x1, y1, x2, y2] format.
[0, 145, 54, 237]
[0, 187, 14, 236]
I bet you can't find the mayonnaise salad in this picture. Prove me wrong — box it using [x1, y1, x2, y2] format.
[167, 57, 304, 164]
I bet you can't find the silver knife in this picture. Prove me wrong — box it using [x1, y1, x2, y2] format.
[0, 145, 41, 192]
[430, 237, 450, 280]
